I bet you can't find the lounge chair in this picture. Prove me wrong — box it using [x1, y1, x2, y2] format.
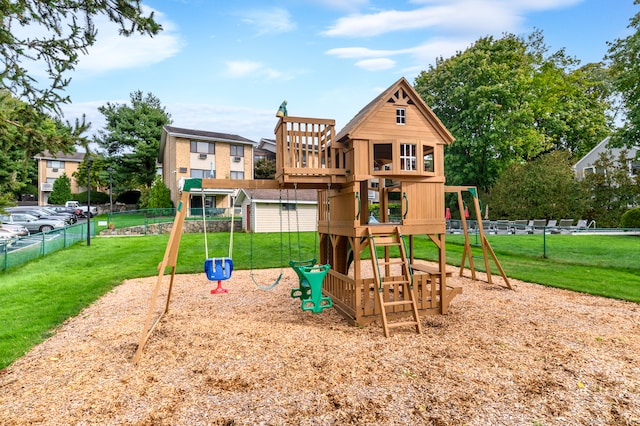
[513, 219, 531, 234]
[532, 219, 546, 234]
[494, 220, 511, 234]
[558, 219, 573, 233]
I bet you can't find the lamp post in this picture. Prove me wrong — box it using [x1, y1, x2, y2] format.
[87, 156, 93, 246]
[107, 166, 113, 225]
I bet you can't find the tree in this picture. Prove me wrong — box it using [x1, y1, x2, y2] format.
[488, 151, 586, 220]
[606, 0, 640, 149]
[254, 158, 276, 179]
[414, 31, 611, 191]
[0, 1, 160, 114]
[144, 176, 173, 209]
[0, 92, 84, 204]
[48, 173, 72, 205]
[96, 91, 172, 189]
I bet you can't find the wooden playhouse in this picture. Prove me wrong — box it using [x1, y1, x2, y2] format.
[135, 77, 468, 361]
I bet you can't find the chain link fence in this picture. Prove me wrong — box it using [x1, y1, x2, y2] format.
[0, 221, 96, 272]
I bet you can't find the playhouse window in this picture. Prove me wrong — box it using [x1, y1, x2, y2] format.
[373, 143, 393, 171]
[423, 145, 435, 173]
[396, 108, 406, 125]
[400, 143, 417, 171]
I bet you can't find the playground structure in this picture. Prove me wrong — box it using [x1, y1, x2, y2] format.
[133, 77, 509, 362]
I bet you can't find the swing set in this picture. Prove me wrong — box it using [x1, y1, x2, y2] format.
[133, 179, 330, 363]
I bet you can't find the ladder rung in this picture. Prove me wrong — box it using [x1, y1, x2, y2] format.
[375, 241, 401, 247]
[381, 280, 410, 286]
[378, 260, 404, 266]
[387, 321, 419, 328]
[382, 300, 415, 307]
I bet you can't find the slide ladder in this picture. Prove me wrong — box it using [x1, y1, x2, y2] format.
[367, 226, 422, 337]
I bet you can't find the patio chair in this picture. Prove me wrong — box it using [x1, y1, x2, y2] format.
[513, 219, 531, 234]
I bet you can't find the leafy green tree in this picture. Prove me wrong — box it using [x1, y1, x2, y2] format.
[414, 31, 611, 191]
[254, 158, 276, 179]
[606, 0, 640, 148]
[48, 173, 72, 205]
[0, 92, 86, 205]
[0, 1, 160, 114]
[488, 151, 586, 220]
[96, 91, 172, 189]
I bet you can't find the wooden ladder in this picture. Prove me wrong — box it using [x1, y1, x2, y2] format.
[367, 226, 422, 337]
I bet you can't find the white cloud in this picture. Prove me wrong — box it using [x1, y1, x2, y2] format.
[224, 60, 300, 81]
[75, 8, 182, 74]
[326, 46, 401, 58]
[322, 0, 583, 38]
[239, 7, 296, 36]
[355, 58, 396, 71]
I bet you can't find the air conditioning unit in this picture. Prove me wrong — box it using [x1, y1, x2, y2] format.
[52, 168, 58, 172]
[41, 183, 53, 191]
[199, 153, 207, 159]
[233, 156, 242, 162]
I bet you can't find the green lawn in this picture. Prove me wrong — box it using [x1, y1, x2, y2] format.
[0, 231, 638, 369]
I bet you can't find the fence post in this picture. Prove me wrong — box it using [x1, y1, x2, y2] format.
[3, 240, 7, 272]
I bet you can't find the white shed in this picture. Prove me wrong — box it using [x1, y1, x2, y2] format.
[236, 188, 318, 233]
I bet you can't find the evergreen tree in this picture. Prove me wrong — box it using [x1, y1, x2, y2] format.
[145, 176, 173, 209]
[48, 173, 72, 205]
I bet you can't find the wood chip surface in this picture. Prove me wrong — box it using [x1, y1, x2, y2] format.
[1, 263, 639, 425]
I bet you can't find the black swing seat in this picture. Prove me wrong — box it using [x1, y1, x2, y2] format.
[205, 257, 233, 281]
[289, 260, 332, 313]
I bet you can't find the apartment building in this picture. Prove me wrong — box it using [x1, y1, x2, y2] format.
[34, 151, 86, 205]
[158, 126, 256, 213]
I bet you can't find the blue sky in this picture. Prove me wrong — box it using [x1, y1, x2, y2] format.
[59, 0, 638, 143]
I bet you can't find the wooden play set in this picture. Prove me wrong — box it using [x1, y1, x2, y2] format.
[133, 77, 509, 363]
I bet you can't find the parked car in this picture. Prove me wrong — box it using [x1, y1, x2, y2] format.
[38, 207, 78, 224]
[1, 213, 66, 233]
[0, 227, 18, 241]
[0, 223, 30, 236]
[65, 201, 97, 218]
[49, 205, 83, 218]
[6, 207, 74, 225]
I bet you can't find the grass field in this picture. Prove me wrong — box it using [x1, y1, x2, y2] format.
[0, 231, 638, 369]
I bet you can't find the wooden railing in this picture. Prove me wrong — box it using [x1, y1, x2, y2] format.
[274, 116, 348, 185]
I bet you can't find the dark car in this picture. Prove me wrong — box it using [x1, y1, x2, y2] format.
[49, 206, 83, 219]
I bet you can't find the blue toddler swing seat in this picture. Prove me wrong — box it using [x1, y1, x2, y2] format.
[202, 189, 235, 294]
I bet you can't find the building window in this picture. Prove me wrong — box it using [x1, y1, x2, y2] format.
[190, 169, 215, 179]
[400, 143, 416, 171]
[230, 145, 244, 157]
[46, 178, 56, 184]
[629, 160, 640, 177]
[281, 203, 296, 211]
[230, 171, 244, 179]
[190, 141, 215, 154]
[396, 108, 406, 125]
[46, 160, 64, 168]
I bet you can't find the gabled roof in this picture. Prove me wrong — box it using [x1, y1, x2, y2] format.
[34, 151, 85, 162]
[336, 77, 454, 144]
[159, 125, 256, 162]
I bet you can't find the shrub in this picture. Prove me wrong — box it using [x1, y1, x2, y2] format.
[620, 207, 640, 228]
[116, 190, 141, 204]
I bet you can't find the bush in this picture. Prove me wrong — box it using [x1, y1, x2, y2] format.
[620, 207, 640, 228]
[116, 190, 141, 204]
[76, 190, 109, 204]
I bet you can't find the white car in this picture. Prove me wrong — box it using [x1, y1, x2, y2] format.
[0, 223, 29, 236]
